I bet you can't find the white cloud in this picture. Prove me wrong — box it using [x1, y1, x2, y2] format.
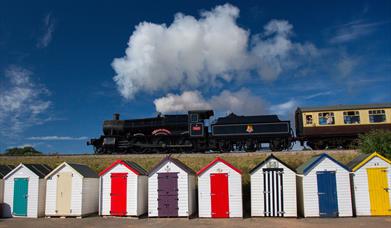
[154, 88, 266, 115]
[0, 66, 51, 137]
[269, 99, 298, 117]
[37, 13, 55, 48]
[27, 136, 88, 141]
[337, 55, 358, 77]
[304, 91, 333, 100]
[329, 20, 388, 44]
[112, 4, 318, 99]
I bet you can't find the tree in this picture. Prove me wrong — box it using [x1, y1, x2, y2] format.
[358, 130, 391, 158]
[3, 146, 42, 156]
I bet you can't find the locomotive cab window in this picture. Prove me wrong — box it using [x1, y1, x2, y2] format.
[190, 114, 198, 123]
[343, 111, 360, 124]
[369, 110, 386, 123]
[318, 112, 334, 125]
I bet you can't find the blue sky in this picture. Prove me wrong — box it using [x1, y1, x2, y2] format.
[0, 0, 390, 154]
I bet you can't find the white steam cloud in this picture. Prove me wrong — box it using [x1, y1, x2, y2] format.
[154, 88, 267, 115]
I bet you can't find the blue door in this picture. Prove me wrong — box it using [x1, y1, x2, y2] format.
[13, 178, 28, 216]
[316, 171, 338, 217]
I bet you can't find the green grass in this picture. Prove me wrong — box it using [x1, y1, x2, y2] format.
[0, 150, 359, 183]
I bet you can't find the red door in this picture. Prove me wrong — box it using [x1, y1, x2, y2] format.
[210, 173, 229, 218]
[110, 173, 127, 216]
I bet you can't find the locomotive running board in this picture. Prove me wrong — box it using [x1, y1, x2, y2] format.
[131, 143, 193, 148]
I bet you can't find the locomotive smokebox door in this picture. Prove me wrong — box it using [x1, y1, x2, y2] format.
[188, 110, 214, 137]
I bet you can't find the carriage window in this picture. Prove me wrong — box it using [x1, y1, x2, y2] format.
[369, 110, 386, 123]
[318, 112, 334, 125]
[343, 111, 360, 124]
[305, 115, 313, 125]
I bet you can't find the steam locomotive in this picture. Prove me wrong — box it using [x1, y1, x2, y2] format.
[88, 110, 293, 154]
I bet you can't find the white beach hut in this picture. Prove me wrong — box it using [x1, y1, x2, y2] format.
[296, 153, 353, 217]
[45, 162, 99, 218]
[2, 164, 52, 218]
[0, 165, 14, 217]
[250, 154, 297, 217]
[148, 156, 196, 218]
[99, 160, 148, 217]
[197, 157, 243, 218]
[348, 152, 391, 216]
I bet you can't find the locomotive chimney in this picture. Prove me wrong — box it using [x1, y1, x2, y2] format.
[113, 113, 120, 120]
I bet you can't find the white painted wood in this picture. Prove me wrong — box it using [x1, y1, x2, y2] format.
[45, 163, 98, 217]
[137, 175, 148, 216]
[99, 163, 147, 216]
[188, 175, 196, 215]
[0, 180, 4, 205]
[351, 156, 391, 216]
[250, 158, 297, 217]
[298, 157, 353, 217]
[2, 164, 46, 218]
[198, 161, 243, 218]
[148, 160, 195, 217]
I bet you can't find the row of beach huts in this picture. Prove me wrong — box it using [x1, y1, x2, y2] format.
[0, 152, 390, 219]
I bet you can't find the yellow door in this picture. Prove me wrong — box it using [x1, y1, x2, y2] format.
[367, 168, 391, 216]
[56, 172, 72, 215]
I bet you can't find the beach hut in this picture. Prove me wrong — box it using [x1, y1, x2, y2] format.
[0, 165, 14, 210]
[197, 157, 243, 218]
[250, 154, 297, 217]
[99, 160, 148, 216]
[45, 162, 99, 218]
[296, 153, 353, 217]
[348, 152, 391, 216]
[148, 156, 196, 217]
[2, 164, 52, 218]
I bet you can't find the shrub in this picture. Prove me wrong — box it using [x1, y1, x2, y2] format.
[3, 146, 43, 156]
[358, 130, 391, 158]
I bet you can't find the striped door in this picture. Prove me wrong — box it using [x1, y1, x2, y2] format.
[110, 173, 127, 216]
[56, 172, 72, 215]
[367, 168, 391, 216]
[317, 171, 339, 217]
[13, 178, 28, 216]
[263, 168, 284, 217]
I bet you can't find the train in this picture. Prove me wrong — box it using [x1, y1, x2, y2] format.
[88, 103, 391, 154]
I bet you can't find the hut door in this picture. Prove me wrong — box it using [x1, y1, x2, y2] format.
[211, 173, 229, 218]
[157, 172, 178, 217]
[316, 171, 339, 217]
[110, 173, 127, 216]
[367, 168, 391, 216]
[56, 172, 72, 215]
[263, 168, 284, 217]
[13, 178, 28, 216]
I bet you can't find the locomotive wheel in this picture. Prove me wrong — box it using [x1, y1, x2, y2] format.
[218, 141, 232, 153]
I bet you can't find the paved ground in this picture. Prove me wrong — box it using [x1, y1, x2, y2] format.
[0, 216, 390, 228]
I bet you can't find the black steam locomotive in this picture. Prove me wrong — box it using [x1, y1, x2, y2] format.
[88, 110, 293, 154]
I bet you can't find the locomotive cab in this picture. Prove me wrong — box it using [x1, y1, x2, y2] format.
[188, 110, 214, 137]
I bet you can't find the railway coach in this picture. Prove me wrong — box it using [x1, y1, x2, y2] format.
[296, 103, 391, 149]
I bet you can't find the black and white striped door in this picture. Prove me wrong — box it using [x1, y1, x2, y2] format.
[263, 168, 284, 217]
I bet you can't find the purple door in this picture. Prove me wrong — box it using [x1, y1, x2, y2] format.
[158, 172, 179, 217]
